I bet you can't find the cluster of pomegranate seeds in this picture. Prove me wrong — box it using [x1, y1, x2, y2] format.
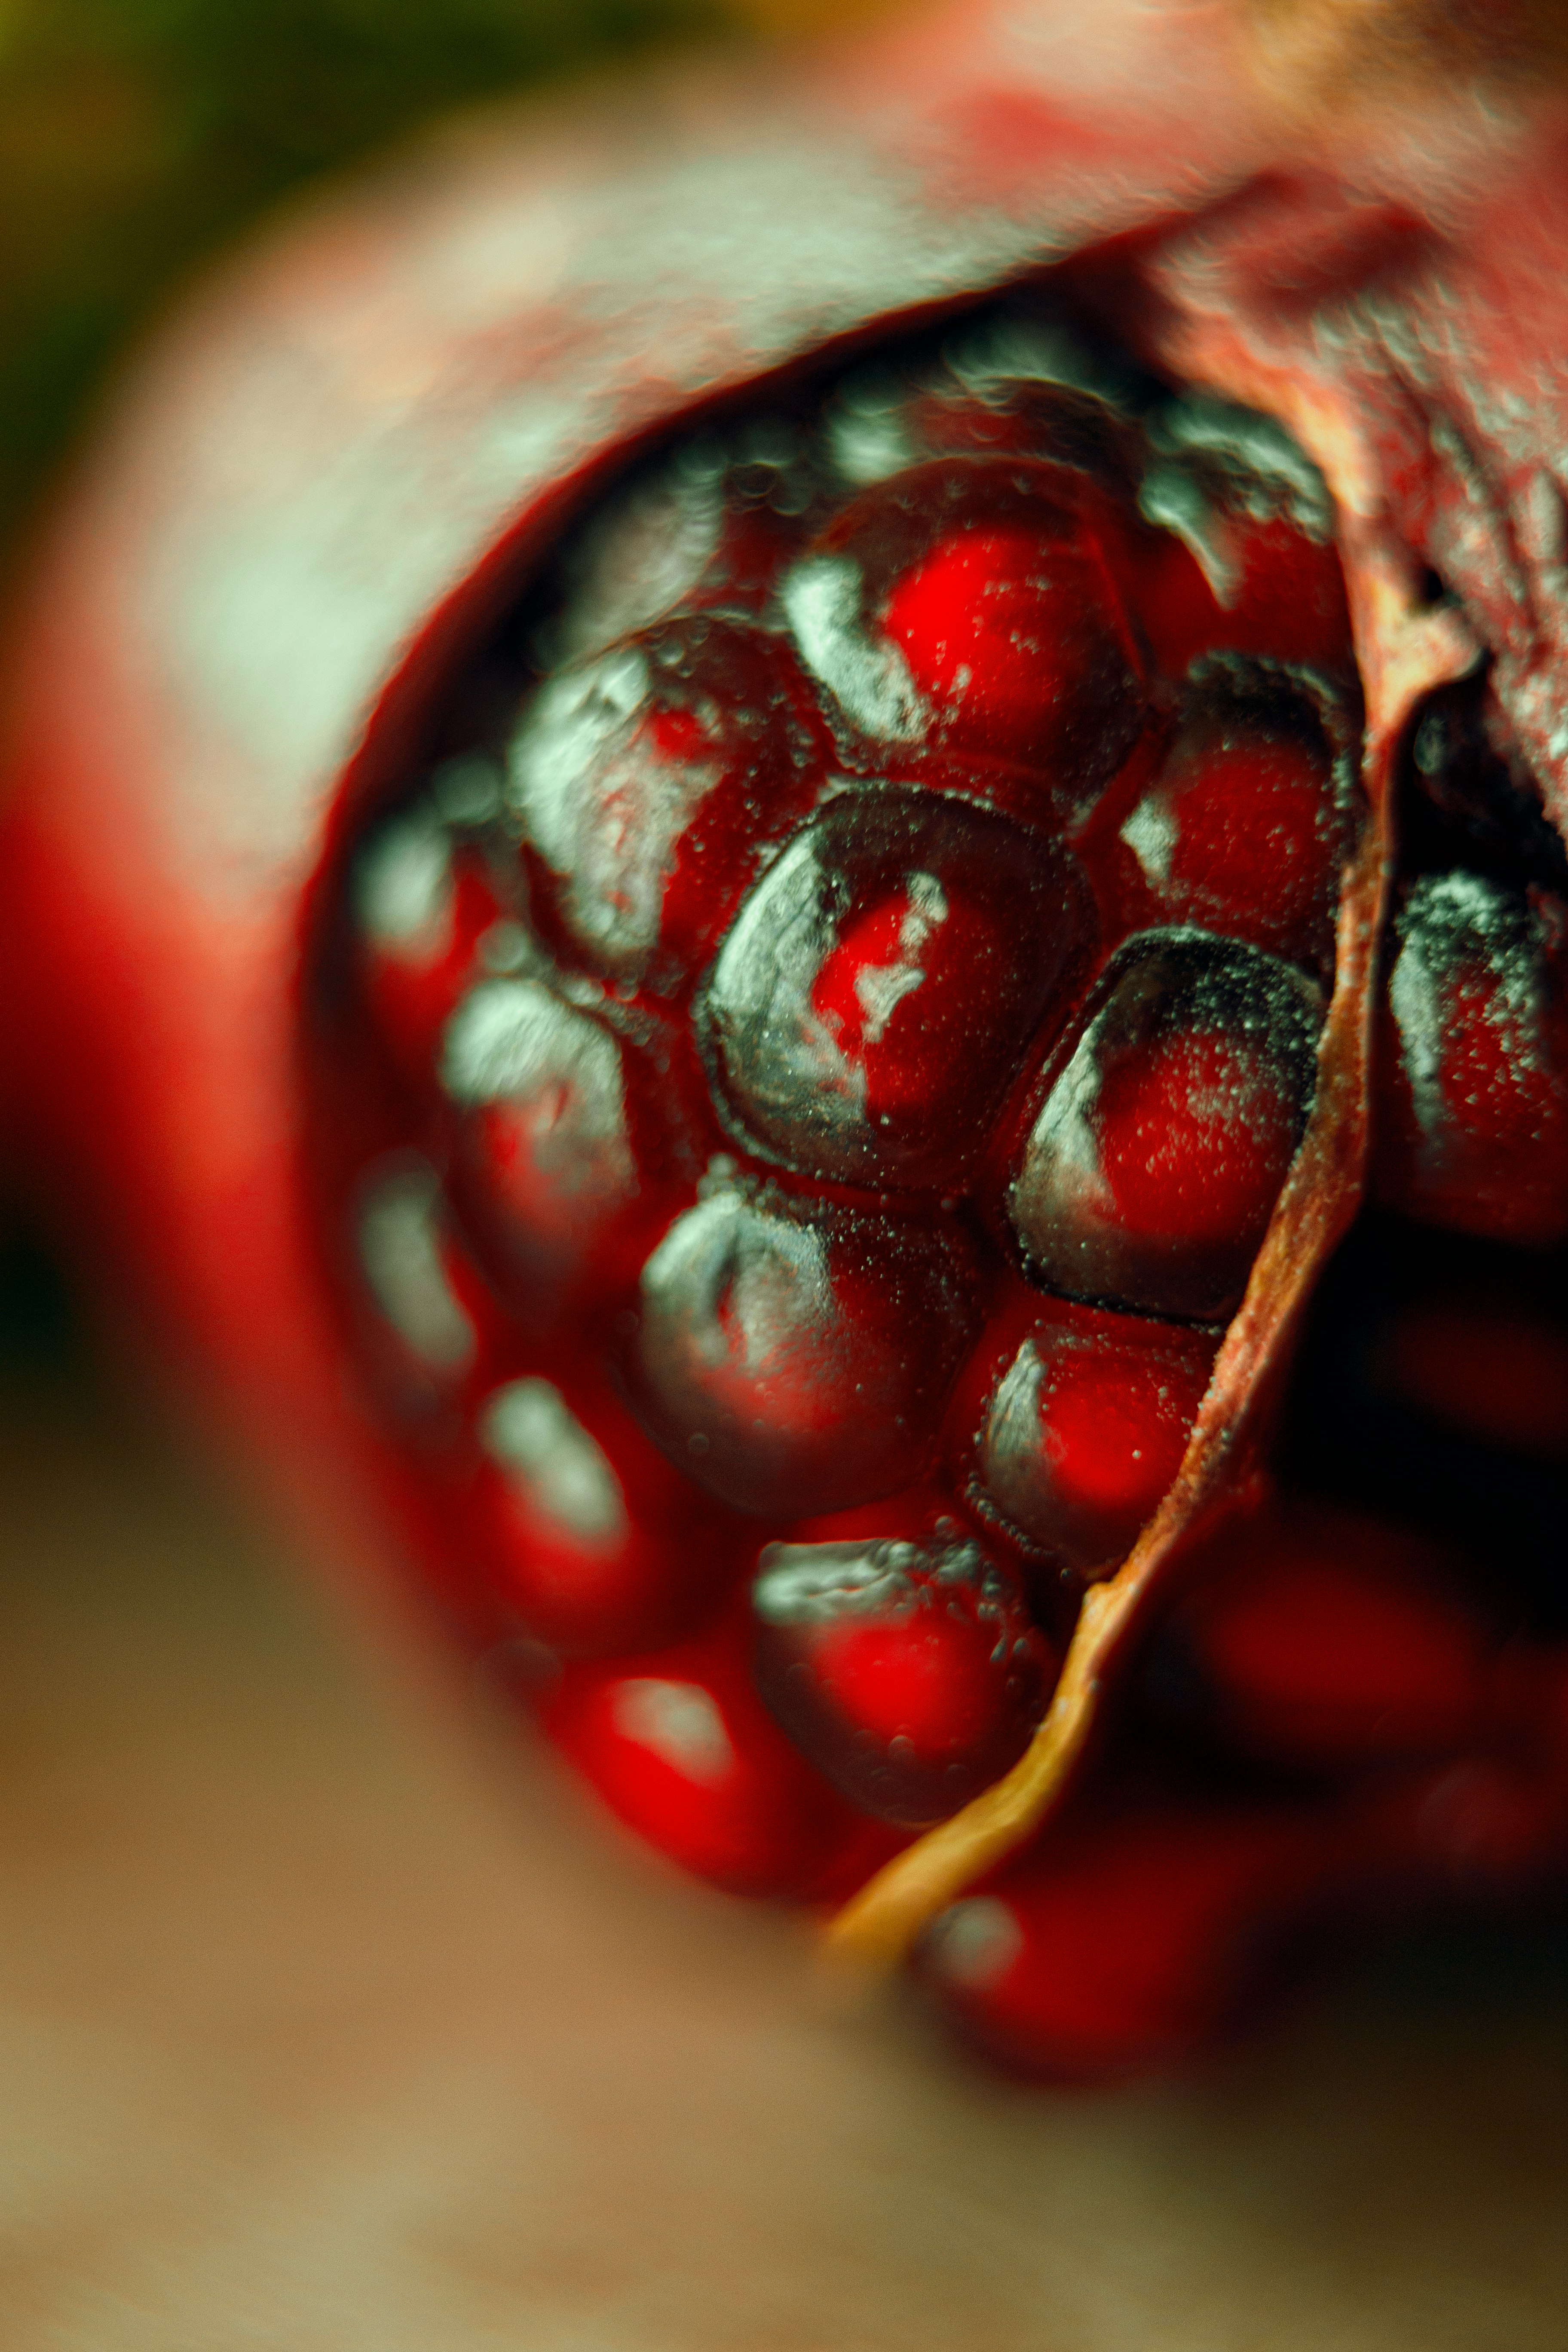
[309, 302, 1568, 2078]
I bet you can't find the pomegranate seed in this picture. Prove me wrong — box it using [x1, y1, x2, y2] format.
[970, 1302, 1217, 1574]
[1369, 1742, 1568, 1895]
[1008, 931, 1323, 1320]
[509, 617, 827, 991]
[783, 456, 1146, 807]
[699, 786, 1090, 1187]
[542, 1615, 861, 1897]
[751, 1503, 1052, 1826]
[1114, 665, 1351, 969]
[1374, 871, 1568, 1246]
[919, 1795, 1335, 2079]
[353, 763, 511, 1078]
[355, 1156, 480, 1384]
[1128, 395, 1351, 677]
[469, 1370, 743, 1655]
[1152, 1500, 1493, 1766]
[545, 435, 808, 666]
[625, 1178, 978, 1517]
[1379, 1298, 1568, 1458]
[438, 974, 656, 1323]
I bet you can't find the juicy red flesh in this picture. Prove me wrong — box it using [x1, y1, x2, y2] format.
[511, 617, 829, 991]
[1007, 932, 1322, 1320]
[788, 457, 1147, 799]
[624, 1182, 979, 1518]
[309, 300, 1568, 2079]
[354, 788, 511, 1081]
[919, 1796, 1337, 2082]
[1373, 871, 1568, 1246]
[542, 1612, 874, 1898]
[962, 1297, 1219, 1576]
[751, 1499, 1052, 1826]
[468, 1368, 745, 1657]
[1111, 670, 1350, 970]
[700, 787, 1089, 1186]
[1150, 1500, 1495, 1767]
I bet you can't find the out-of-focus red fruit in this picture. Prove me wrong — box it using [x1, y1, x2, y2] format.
[354, 1155, 485, 1391]
[354, 778, 511, 1081]
[1380, 1746, 1568, 1895]
[1374, 872, 1568, 1244]
[14, 0, 1568, 2086]
[750, 1503, 1052, 1826]
[1156, 1502, 1494, 1766]
[1008, 931, 1322, 1319]
[542, 1617, 861, 1897]
[919, 1797, 1335, 2080]
[467, 1369, 743, 1656]
[1380, 1299, 1568, 1457]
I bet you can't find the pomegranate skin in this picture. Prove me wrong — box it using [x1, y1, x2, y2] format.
[3, 4, 1568, 2080]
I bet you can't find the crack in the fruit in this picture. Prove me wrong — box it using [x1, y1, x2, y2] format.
[823, 349, 1482, 1978]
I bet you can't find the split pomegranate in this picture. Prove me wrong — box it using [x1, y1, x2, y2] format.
[300, 300, 1568, 2074]
[6, 3, 1568, 2087]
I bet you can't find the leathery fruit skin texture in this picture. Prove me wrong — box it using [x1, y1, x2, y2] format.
[3, 1, 1568, 2082]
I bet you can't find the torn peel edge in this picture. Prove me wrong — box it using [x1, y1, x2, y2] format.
[821, 377, 1479, 1983]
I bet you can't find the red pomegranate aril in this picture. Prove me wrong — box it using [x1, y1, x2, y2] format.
[1157, 1502, 1494, 1767]
[919, 1796, 1335, 2080]
[542, 1619, 861, 1897]
[783, 456, 1147, 806]
[1128, 401, 1351, 679]
[470, 1370, 742, 1655]
[1380, 1298, 1568, 1458]
[509, 616, 827, 991]
[1374, 871, 1568, 1246]
[1115, 670, 1349, 968]
[1008, 931, 1322, 1320]
[1375, 1746, 1568, 1895]
[546, 438, 811, 667]
[303, 279, 1568, 2076]
[973, 1306, 1216, 1574]
[700, 786, 1089, 1187]
[1135, 513, 1353, 680]
[751, 1506, 1052, 1827]
[438, 974, 656, 1325]
[626, 1179, 978, 1517]
[356, 1155, 481, 1384]
[355, 793, 511, 1081]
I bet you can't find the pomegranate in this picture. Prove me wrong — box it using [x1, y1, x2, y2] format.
[3, 0, 1567, 2079]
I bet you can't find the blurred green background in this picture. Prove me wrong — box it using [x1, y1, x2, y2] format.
[0, 0, 864, 554]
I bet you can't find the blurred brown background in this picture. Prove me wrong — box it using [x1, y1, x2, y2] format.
[0, 4, 1564, 2346]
